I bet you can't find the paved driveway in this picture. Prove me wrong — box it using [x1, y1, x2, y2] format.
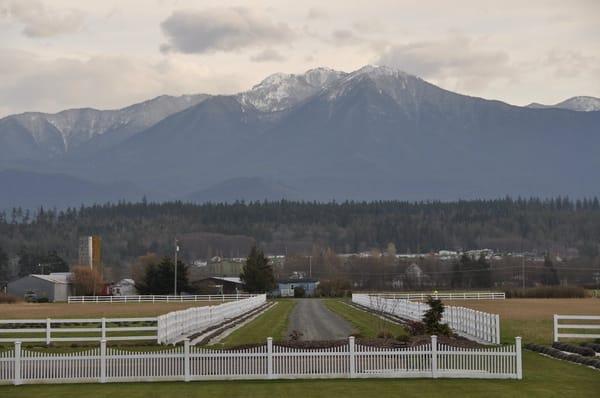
[286, 299, 354, 340]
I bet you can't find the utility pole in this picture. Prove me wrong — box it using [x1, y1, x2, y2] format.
[521, 255, 525, 289]
[309, 255, 312, 278]
[174, 238, 179, 296]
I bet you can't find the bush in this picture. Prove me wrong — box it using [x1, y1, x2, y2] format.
[0, 293, 20, 304]
[293, 286, 305, 298]
[581, 342, 600, 353]
[35, 297, 50, 303]
[552, 342, 596, 357]
[422, 296, 451, 336]
[505, 286, 585, 298]
[377, 329, 394, 339]
[405, 320, 426, 336]
[315, 280, 352, 297]
[396, 334, 410, 343]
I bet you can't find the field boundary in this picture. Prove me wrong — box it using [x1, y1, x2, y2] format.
[553, 314, 600, 342]
[68, 294, 255, 304]
[0, 335, 522, 385]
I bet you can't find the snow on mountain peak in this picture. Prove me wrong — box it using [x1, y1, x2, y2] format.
[526, 96, 600, 112]
[238, 67, 347, 112]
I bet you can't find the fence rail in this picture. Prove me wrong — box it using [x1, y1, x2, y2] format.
[553, 314, 600, 342]
[1, 295, 267, 344]
[157, 294, 267, 344]
[369, 292, 506, 301]
[0, 336, 522, 385]
[352, 294, 501, 344]
[68, 294, 255, 304]
[0, 317, 158, 344]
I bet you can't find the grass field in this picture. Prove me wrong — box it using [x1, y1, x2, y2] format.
[215, 300, 296, 347]
[0, 302, 218, 319]
[445, 298, 600, 344]
[324, 299, 408, 338]
[0, 351, 598, 398]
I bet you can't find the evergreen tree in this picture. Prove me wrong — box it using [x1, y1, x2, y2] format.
[542, 255, 560, 285]
[240, 246, 275, 293]
[0, 246, 8, 284]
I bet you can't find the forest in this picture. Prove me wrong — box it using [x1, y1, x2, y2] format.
[0, 197, 599, 286]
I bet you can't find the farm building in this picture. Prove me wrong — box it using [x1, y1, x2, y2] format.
[110, 278, 137, 296]
[193, 276, 245, 294]
[7, 272, 73, 302]
[276, 278, 320, 297]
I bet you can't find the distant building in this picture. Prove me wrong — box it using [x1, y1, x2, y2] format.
[275, 278, 320, 297]
[78, 236, 102, 270]
[110, 278, 137, 296]
[7, 272, 73, 302]
[194, 276, 245, 294]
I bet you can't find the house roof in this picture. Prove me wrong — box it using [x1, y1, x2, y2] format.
[278, 278, 319, 284]
[31, 272, 72, 285]
[204, 276, 244, 285]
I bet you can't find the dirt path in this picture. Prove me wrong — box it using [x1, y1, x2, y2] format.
[286, 299, 353, 340]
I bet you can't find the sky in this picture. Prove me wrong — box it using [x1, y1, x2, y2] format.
[0, 0, 599, 117]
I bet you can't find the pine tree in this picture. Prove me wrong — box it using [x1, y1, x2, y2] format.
[240, 246, 275, 293]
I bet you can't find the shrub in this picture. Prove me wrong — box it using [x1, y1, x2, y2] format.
[505, 286, 585, 298]
[293, 286, 305, 298]
[581, 342, 600, 353]
[552, 342, 596, 357]
[315, 280, 352, 297]
[422, 296, 451, 336]
[396, 334, 410, 343]
[377, 329, 394, 339]
[0, 293, 20, 304]
[405, 320, 426, 336]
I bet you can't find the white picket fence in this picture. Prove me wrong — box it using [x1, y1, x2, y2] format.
[0, 335, 522, 385]
[553, 314, 600, 342]
[371, 292, 506, 301]
[0, 318, 157, 344]
[353, 294, 501, 344]
[68, 294, 255, 304]
[157, 294, 267, 344]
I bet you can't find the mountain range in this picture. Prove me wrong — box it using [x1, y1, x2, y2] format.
[0, 65, 599, 209]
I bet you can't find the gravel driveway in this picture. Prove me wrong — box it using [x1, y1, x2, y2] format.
[286, 299, 354, 340]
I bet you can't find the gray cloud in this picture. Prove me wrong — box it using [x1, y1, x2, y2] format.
[306, 7, 328, 20]
[250, 48, 286, 63]
[0, 0, 84, 38]
[160, 7, 294, 54]
[377, 36, 515, 90]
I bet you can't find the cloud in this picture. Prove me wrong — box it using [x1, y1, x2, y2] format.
[0, 0, 84, 38]
[0, 49, 243, 116]
[377, 36, 515, 90]
[331, 29, 359, 46]
[160, 7, 294, 54]
[306, 7, 328, 20]
[250, 48, 286, 63]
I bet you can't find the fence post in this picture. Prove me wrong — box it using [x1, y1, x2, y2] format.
[184, 338, 190, 382]
[515, 337, 522, 380]
[46, 318, 51, 345]
[495, 314, 501, 344]
[349, 336, 356, 378]
[267, 337, 273, 379]
[431, 335, 438, 379]
[14, 341, 22, 386]
[100, 339, 107, 383]
[101, 318, 106, 340]
[553, 314, 558, 342]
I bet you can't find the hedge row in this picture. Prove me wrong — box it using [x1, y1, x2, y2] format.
[552, 342, 596, 356]
[581, 342, 600, 353]
[525, 343, 600, 369]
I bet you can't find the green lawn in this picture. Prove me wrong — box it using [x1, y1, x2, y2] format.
[1, 351, 598, 397]
[323, 299, 408, 338]
[215, 300, 296, 348]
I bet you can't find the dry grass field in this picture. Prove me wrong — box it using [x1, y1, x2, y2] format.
[445, 298, 600, 344]
[0, 301, 219, 319]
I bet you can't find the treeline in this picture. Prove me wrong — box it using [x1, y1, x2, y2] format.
[1, 197, 600, 283]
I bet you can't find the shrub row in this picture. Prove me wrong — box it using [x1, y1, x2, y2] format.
[0, 293, 21, 304]
[505, 286, 585, 298]
[581, 342, 600, 353]
[552, 342, 596, 356]
[525, 343, 600, 369]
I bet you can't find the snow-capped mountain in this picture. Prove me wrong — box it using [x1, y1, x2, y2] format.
[237, 67, 346, 112]
[2, 65, 600, 207]
[527, 96, 600, 112]
[0, 94, 209, 162]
